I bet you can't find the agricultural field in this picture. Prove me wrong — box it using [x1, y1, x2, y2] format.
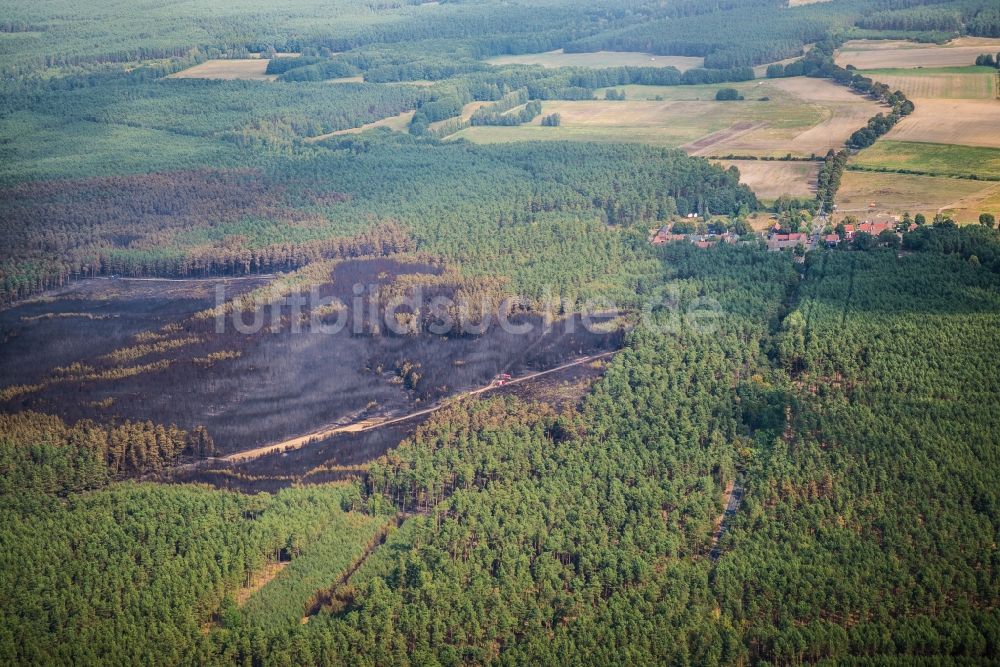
[452, 77, 883, 158]
[859, 66, 997, 99]
[850, 140, 1000, 179]
[943, 181, 1000, 223]
[835, 37, 1000, 69]
[168, 58, 276, 81]
[834, 171, 998, 223]
[485, 49, 704, 71]
[716, 159, 819, 199]
[882, 99, 1000, 149]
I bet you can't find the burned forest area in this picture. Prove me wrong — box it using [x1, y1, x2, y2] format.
[1, 258, 622, 479]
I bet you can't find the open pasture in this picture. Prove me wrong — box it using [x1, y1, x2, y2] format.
[451, 77, 882, 158]
[835, 37, 1000, 69]
[883, 99, 1000, 149]
[168, 58, 276, 81]
[716, 160, 819, 199]
[486, 49, 704, 71]
[859, 67, 997, 99]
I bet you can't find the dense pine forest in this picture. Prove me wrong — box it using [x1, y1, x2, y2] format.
[4, 230, 1000, 664]
[2, 0, 1000, 664]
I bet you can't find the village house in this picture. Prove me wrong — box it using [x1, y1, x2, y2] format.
[841, 214, 902, 240]
[650, 225, 739, 248]
[766, 232, 808, 252]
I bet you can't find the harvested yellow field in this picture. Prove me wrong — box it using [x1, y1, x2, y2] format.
[835, 171, 997, 224]
[939, 181, 1000, 224]
[451, 77, 883, 158]
[168, 59, 276, 81]
[716, 160, 819, 199]
[486, 49, 705, 71]
[450, 99, 775, 149]
[884, 99, 1000, 149]
[689, 77, 885, 157]
[835, 38, 1000, 69]
[859, 67, 997, 99]
[306, 111, 415, 142]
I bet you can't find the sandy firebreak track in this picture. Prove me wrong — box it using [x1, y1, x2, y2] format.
[107, 275, 277, 283]
[221, 351, 618, 463]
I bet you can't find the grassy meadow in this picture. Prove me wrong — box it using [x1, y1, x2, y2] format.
[859, 66, 997, 99]
[850, 140, 1000, 180]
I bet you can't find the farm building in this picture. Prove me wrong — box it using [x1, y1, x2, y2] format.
[766, 232, 809, 251]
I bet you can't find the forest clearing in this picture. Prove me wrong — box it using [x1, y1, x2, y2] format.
[306, 110, 416, 141]
[485, 49, 704, 71]
[170, 355, 613, 492]
[168, 59, 277, 80]
[0, 257, 623, 456]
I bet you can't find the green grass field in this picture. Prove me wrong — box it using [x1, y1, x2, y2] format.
[859, 66, 997, 99]
[850, 140, 1000, 180]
